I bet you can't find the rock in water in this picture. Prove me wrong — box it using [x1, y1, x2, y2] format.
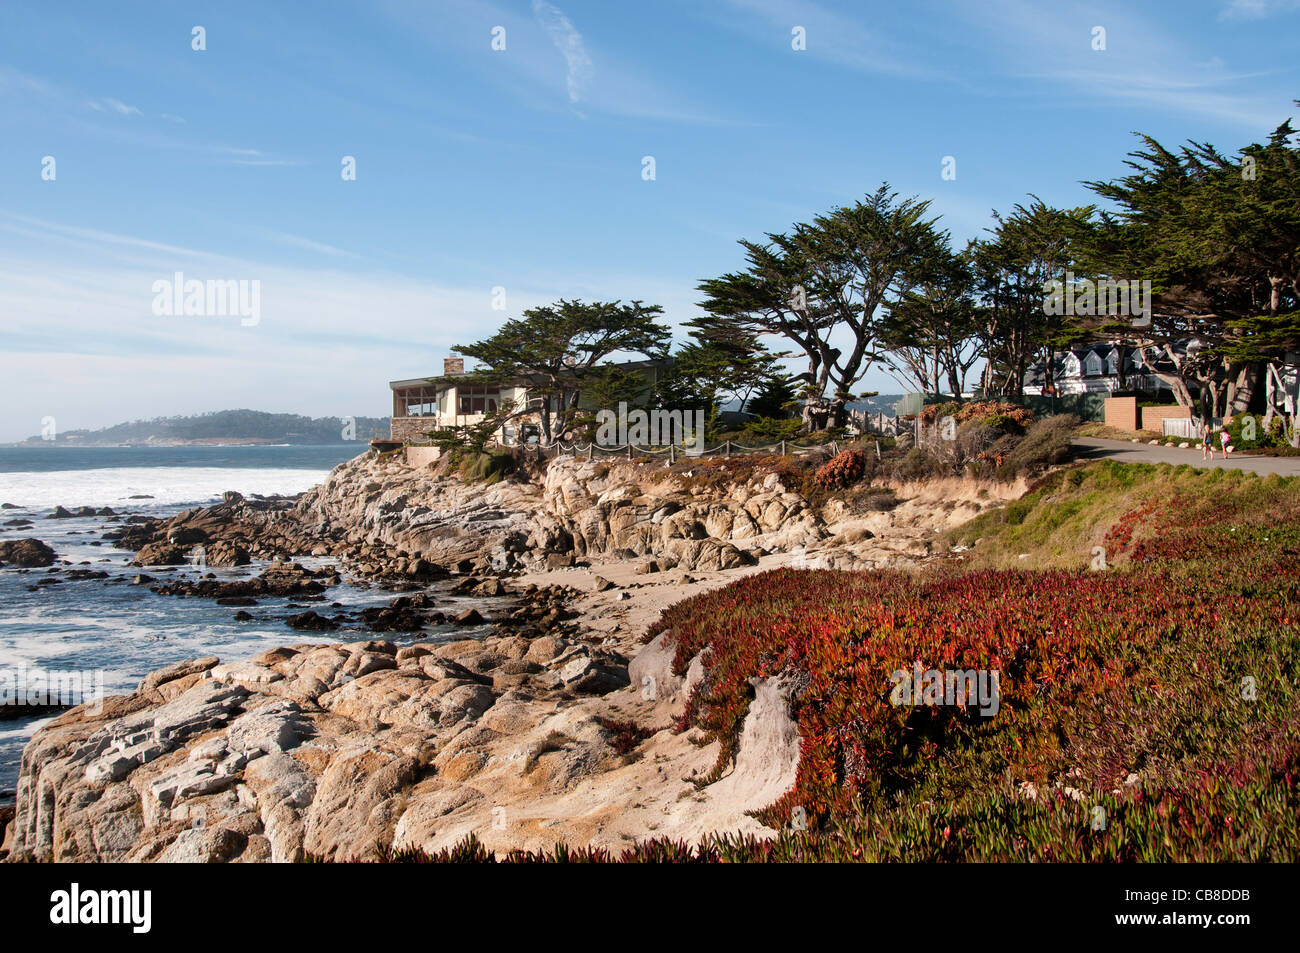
[0, 538, 56, 567]
[207, 540, 252, 567]
[286, 610, 339, 631]
[131, 542, 189, 567]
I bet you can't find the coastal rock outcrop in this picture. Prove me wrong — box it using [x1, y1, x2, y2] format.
[0, 538, 57, 568]
[1, 447, 1029, 862]
[286, 453, 830, 577]
[0, 627, 794, 862]
[105, 445, 1021, 586]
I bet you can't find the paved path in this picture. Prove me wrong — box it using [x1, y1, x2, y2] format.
[1072, 437, 1300, 476]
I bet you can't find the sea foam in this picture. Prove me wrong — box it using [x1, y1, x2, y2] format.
[0, 466, 328, 509]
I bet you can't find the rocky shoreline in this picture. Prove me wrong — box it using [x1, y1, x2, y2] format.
[1, 448, 1025, 861]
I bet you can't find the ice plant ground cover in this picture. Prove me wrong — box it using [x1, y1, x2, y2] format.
[346, 461, 1299, 861]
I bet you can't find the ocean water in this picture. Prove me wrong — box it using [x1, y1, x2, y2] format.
[0, 445, 363, 508]
[0, 445, 483, 796]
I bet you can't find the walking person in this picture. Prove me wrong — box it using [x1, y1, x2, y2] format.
[1202, 423, 1215, 461]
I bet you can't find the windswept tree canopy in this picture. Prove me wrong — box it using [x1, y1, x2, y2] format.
[969, 198, 1096, 398]
[454, 298, 671, 442]
[656, 317, 781, 414]
[1082, 107, 1300, 420]
[879, 245, 981, 396]
[696, 185, 950, 429]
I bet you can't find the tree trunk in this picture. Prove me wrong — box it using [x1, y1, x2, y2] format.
[1230, 363, 1260, 415]
[830, 395, 848, 429]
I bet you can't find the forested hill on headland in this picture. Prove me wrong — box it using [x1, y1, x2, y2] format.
[13, 410, 390, 446]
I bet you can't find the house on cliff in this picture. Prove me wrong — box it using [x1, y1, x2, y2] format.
[387, 356, 674, 445]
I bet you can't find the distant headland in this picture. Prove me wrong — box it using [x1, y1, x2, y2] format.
[7, 410, 390, 447]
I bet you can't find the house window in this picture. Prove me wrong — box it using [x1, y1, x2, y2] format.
[457, 385, 500, 415]
[1084, 352, 1103, 377]
[397, 388, 436, 417]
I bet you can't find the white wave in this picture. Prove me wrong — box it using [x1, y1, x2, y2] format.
[0, 466, 328, 509]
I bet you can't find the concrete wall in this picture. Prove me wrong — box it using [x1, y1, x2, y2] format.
[405, 446, 442, 467]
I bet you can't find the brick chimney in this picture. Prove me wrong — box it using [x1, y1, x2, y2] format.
[443, 357, 464, 375]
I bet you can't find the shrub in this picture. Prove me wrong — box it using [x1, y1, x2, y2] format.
[1226, 413, 1291, 451]
[921, 400, 1035, 429]
[891, 447, 942, 482]
[741, 417, 805, 443]
[995, 414, 1077, 479]
[458, 450, 512, 484]
[594, 716, 657, 755]
[813, 448, 868, 490]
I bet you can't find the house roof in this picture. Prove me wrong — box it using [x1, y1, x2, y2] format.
[389, 356, 673, 391]
[1023, 340, 1193, 386]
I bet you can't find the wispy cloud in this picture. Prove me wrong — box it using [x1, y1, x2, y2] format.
[958, 0, 1292, 131]
[4, 67, 143, 119]
[380, 0, 742, 124]
[101, 97, 142, 116]
[0, 209, 705, 440]
[531, 0, 593, 106]
[718, 0, 930, 78]
[212, 147, 303, 167]
[0, 66, 56, 97]
[226, 157, 306, 166]
[0, 211, 207, 260]
[0, 214, 622, 439]
[1219, 0, 1300, 19]
[260, 230, 359, 259]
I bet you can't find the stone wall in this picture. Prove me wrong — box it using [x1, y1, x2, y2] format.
[390, 417, 436, 443]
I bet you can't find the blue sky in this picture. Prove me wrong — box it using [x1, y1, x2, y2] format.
[1, 0, 1297, 441]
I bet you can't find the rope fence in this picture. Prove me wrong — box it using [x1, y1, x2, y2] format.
[532, 438, 841, 465]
